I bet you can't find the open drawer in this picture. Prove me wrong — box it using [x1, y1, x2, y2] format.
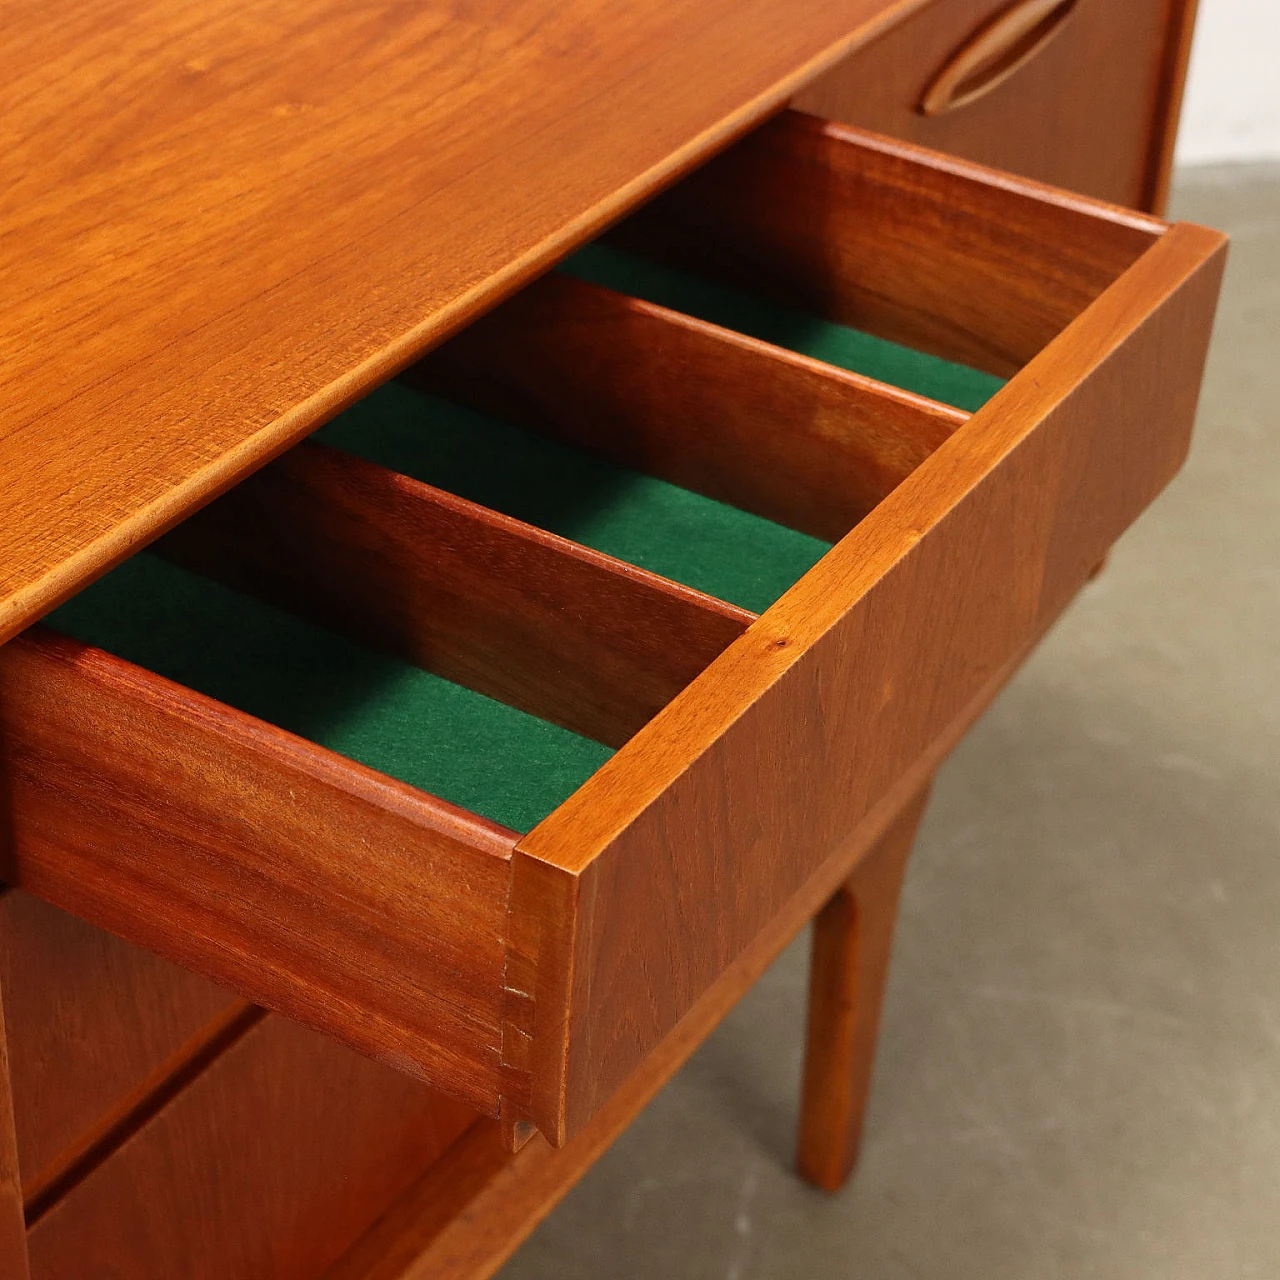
[0, 112, 1224, 1147]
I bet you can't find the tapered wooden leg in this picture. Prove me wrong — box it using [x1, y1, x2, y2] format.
[796, 785, 931, 1192]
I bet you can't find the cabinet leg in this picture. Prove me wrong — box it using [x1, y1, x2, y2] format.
[796, 785, 931, 1192]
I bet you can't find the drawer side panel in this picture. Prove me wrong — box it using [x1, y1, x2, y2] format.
[0, 636, 513, 1113]
[516, 223, 1226, 1141]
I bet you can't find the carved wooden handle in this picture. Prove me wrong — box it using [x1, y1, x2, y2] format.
[919, 0, 1078, 117]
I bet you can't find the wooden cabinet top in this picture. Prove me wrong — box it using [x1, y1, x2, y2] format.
[0, 0, 914, 642]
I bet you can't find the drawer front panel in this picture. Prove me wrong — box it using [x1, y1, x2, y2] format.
[25, 1014, 477, 1280]
[792, 0, 1190, 210]
[0, 891, 239, 1205]
[509, 115, 1226, 1141]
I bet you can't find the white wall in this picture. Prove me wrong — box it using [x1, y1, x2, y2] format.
[1176, 0, 1280, 165]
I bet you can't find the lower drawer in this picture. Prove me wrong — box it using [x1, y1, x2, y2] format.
[0, 889, 239, 1206]
[24, 1013, 476, 1280]
[0, 113, 1225, 1146]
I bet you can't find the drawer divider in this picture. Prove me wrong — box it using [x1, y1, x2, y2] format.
[405, 272, 968, 544]
[158, 442, 753, 749]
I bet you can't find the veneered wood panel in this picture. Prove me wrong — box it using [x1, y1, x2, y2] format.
[512, 220, 1227, 1142]
[0, 0, 932, 644]
[0, 890, 239, 1203]
[157, 442, 752, 748]
[0, 632, 515, 1113]
[791, 0, 1193, 211]
[25, 1014, 478, 1280]
[408, 273, 967, 543]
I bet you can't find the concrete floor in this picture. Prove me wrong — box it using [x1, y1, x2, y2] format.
[497, 164, 1280, 1280]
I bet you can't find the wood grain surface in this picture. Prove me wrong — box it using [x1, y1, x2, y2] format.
[0, 970, 29, 1280]
[22, 1003, 263, 1227]
[0, 0, 931, 644]
[25, 1014, 477, 1280]
[792, 0, 1198, 212]
[796, 785, 930, 1191]
[1146, 0, 1202, 215]
[0, 889, 238, 1205]
[0, 117, 1224, 1153]
[509, 177, 1226, 1140]
[328, 769, 993, 1280]
[0, 630, 516, 1112]
[408, 272, 967, 543]
[158, 441, 752, 748]
[608, 111, 1165, 377]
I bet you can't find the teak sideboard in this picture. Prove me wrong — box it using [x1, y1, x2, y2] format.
[0, 1, 1225, 1276]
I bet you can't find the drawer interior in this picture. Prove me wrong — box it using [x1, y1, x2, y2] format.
[594, 109, 1162, 378]
[44, 120, 1013, 836]
[558, 242, 1005, 412]
[313, 385, 831, 615]
[48, 554, 612, 836]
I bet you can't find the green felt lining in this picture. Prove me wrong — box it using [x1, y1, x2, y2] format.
[317, 248, 998, 614]
[560, 244, 1006, 414]
[49, 554, 612, 835]
[319, 248, 1002, 612]
[47, 249, 1005, 835]
[316, 387, 832, 616]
